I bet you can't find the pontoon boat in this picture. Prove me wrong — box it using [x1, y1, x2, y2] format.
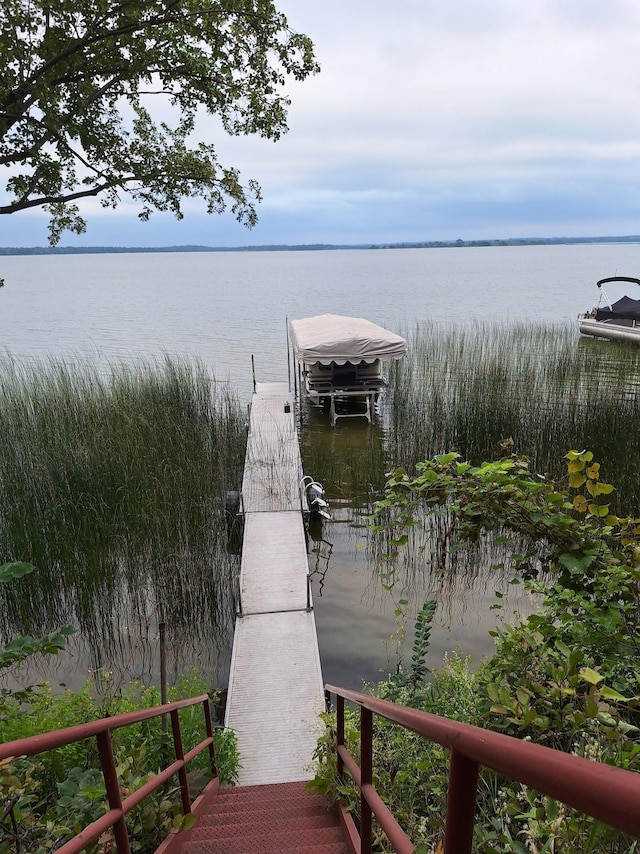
[578, 277, 640, 344]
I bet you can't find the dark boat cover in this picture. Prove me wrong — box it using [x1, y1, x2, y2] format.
[595, 295, 640, 322]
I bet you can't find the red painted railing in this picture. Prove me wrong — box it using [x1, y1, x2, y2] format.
[0, 694, 217, 854]
[325, 683, 640, 854]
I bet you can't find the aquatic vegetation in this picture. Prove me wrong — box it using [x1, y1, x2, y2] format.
[386, 320, 640, 511]
[300, 321, 640, 662]
[303, 321, 640, 515]
[0, 357, 247, 670]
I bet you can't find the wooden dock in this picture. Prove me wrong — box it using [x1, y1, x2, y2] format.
[224, 382, 325, 786]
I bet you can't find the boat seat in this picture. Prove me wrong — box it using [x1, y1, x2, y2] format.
[306, 379, 333, 392]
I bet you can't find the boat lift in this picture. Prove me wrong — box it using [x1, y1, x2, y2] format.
[288, 314, 407, 426]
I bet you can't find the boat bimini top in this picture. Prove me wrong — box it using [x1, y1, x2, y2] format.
[288, 314, 407, 365]
[593, 277, 640, 322]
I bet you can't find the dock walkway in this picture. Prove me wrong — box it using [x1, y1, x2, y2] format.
[224, 383, 325, 786]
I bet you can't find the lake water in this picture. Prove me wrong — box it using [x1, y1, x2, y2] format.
[3, 243, 637, 401]
[2, 242, 640, 691]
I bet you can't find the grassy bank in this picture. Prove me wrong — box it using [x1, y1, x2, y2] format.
[0, 357, 247, 669]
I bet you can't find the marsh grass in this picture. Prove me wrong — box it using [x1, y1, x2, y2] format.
[0, 357, 247, 667]
[301, 320, 640, 505]
[388, 320, 640, 510]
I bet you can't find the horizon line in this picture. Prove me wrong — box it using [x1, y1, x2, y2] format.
[2, 234, 640, 255]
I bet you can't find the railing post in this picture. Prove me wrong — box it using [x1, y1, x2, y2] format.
[96, 731, 131, 854]
[361, 707, 373, 854]
[336, 694, 345, 779]
[444, 747, 479, 854]
[202, 697, 218, 778]
[170, 709, 191, 815]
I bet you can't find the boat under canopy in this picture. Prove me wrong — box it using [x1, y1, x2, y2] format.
[289, 314, 407, 426]
[578, 277, 640, 344]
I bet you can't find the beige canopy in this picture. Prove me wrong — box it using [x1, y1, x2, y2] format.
[289, 314, 407, 365]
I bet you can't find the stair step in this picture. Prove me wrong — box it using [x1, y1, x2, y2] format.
[191, 813, 338, 839]
[185, 844, 348, 854]
[175, 781, 350, 854]
[198, 803, 331, 826]
[207, 790, 326, 810]
[183, 825, 347, 853]
[216, 782, 317, 800]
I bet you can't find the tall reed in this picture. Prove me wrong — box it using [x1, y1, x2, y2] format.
[387, 321, 640, 510]
[0, 357, 247, 668]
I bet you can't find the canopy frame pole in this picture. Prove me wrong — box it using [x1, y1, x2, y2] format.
[286, 316, 292, 393]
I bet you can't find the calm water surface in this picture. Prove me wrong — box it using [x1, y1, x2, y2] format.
[3, 243, 637, 400]
[2, 243, 640, 690]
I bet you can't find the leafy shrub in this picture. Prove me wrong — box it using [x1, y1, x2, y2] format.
[0, 669, 238, 852]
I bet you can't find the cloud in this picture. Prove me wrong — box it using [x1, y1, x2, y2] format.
[3, 0, 640, 246]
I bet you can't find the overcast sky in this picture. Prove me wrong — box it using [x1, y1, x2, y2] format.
[3, 0, 640, 247]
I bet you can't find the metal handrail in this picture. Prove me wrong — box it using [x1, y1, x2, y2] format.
[0, 694, 217, 854]
[325, 683, 640, 854]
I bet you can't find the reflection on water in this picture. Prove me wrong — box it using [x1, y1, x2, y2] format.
[300, 400, 535, 691]
[2, 618, 235, 696]
[309, 499, 534, 691]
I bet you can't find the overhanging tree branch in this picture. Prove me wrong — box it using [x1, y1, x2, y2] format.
[0, 0, 319, 243]
[1, 181, 129, 213]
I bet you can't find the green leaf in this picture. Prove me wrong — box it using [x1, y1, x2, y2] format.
[178, 813, 197, 831]
[580, 667, 604, 685]
[0, 562, 35, 584]
[617, 720, 640, 735]
[490, 704, 510, 715]
[584, 696, 599, 718]
[434, 453, 459, 465]
[597, 711, 618, 728]
[587, 503, 609, 517]
[600, 686, 635, 703]
[516, 687, 532, 705]
[569, 473, 586, 488]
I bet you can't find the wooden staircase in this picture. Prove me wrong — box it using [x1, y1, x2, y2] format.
[178, 781, 350, 854]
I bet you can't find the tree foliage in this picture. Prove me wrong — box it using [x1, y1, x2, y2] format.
[374, 449, 636, 587]
[0, 0, 318, 242]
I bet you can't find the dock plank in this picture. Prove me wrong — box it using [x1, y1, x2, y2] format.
[241, 383, 304, 513]
[225, 611, 324, 785]
[240, 512, 308, 614]
[225, 381, 324, 786]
